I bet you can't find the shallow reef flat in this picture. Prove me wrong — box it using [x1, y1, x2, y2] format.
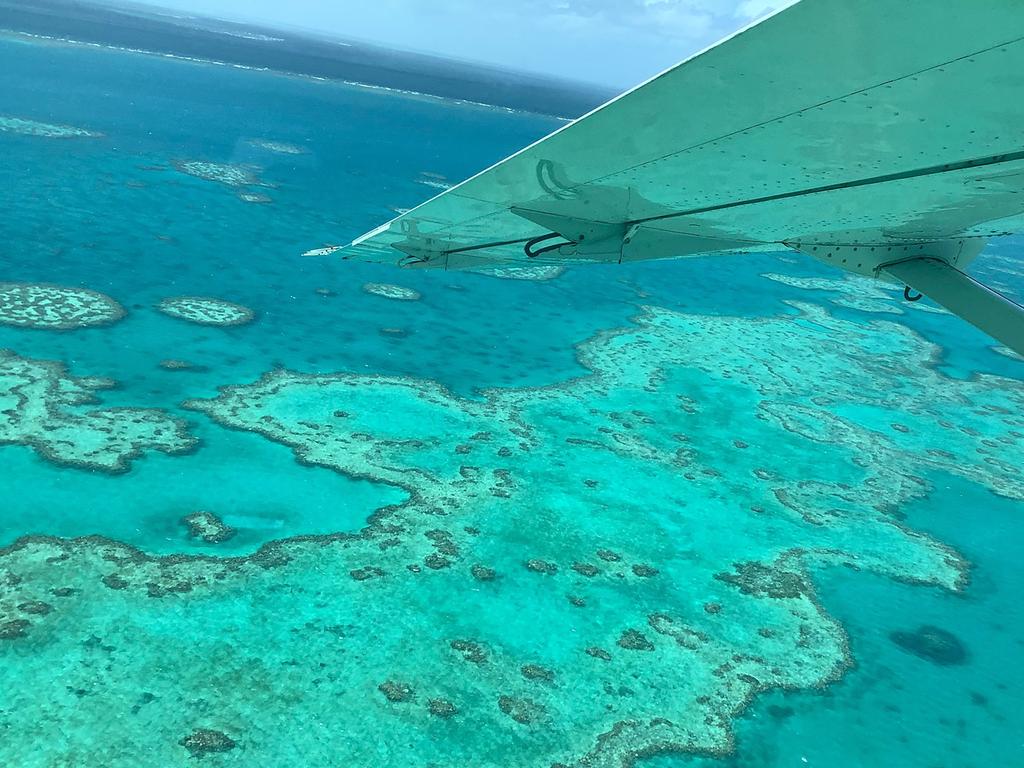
[156, 296, 255, 327]
[247, 138, 309, 155]
[236, 191, 272, 204]
[2, 302, 1019, 767]
[0, 115, 102, 138]
[0, 349, 196, 473]
[171, 160, 264, 188]
[472, 265, 566, 282]
[762, 272, 948, 315]
[416, 171, 453, 190]
[0, 282, 125, 330]
[362, 282, 422, 301]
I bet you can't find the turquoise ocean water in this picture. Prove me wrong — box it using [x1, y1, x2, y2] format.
[0, 30, 1022, 768]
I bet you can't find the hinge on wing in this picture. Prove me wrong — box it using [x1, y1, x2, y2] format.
[511, 207, 627, 260]
[392, 236, 447, 267]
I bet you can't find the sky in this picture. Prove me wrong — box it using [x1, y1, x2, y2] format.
[129, 0, 794, 87]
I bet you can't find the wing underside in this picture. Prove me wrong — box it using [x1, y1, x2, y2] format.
[336, 0, 1024, 280]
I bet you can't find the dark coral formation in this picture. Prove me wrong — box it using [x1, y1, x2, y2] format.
[102, 574, 129, 590]
[632, 564, 658, 578]
[617, 629, 655, 651]
[427, 698, 458, 718]
[425, 529, 459, 557]
[0, 618, 30, 640]
[159, 359, 209, 373]
[424, 554, 451, 570]
[889, 625, 968, 666]
[648, 613, 707, 650]
[470, 564, 496, 581]
[378, 680, 415, 703]
[450, 639, 488, 665]
[498, 695, 544, 725]
[715, 561, 810, 599]
[521, 664, 555, 683]
[525, 559, 558, 575]
[179, 729, 236, 756]
[17, 600, 53, 615]
[350, 566, 385, 581]
[596, 549, 622, 562]
[572, 563, 599, 577]
[181, 512, 236, 544]
[585, 647, 612, 661]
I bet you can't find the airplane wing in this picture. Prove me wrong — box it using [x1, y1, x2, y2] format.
[331, 0, 1024, 355]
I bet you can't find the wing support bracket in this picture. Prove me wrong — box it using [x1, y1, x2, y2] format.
[792, 238, 1021, 355]
[882, 257, 1024, 356]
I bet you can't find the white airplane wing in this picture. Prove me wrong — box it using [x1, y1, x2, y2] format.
[332, 0, 1024, 355]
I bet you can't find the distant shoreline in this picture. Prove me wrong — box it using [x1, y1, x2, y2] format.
[0, 0, 615, 118]
[1, 28, 573, 120]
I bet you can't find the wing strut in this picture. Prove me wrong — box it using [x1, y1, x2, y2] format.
[883, 258, 1024, 356]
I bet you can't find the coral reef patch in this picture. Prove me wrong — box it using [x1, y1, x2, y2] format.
[237, 191, 272, 204]
[762, 273, 948, 315]
[472, 265, 566, 282]
[179, 729, 236, 756]
[1, 302, 1021, 767]
[0, 283, 125, 330]
[0, 349, 196, 473]
[889, 624, 969, 666]
[157, 296, 255, 327]
[158, 359, 208, 373]
[172, 160, 262, 187]
[416, 171, 453, 190]
[362, 283, 421, 301]
[181, 512, 236, 544]
[247, 139, 308, 155]
[0, 116, 102, 138]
